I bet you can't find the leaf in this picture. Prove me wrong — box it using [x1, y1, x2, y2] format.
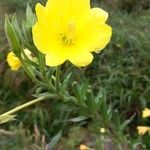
[12, 15, 23, 42]
[5, 16, 22, 57]
[46, 131, 62, 150]
[60, 73, 72, 90]
[112, 110, 121, 129]
[26, 3, 36, 26]
[68, 116, 88, 122]
[0, 114, 16, 125]
[86, 89, 96, 112]
[120, 114, 135, 131]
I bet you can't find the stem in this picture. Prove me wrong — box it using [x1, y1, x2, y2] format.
[55, 66, 61, 91]
[1, 94, 59, 116]
[38, 52, 45, 75]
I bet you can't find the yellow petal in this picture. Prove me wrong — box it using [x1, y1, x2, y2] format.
[45, 53, 66, 67]
[79, 144, 89, 150]
[32, 23, 61, 54]
[77, 23, 112, 53]
[137, 126, 150, 135]
[35, 3, 55, 29]
[68, 52, 93, 67]
[143, 108, 150, 118]
[32, 23, 49, 54]
[76, 8, 112, 53]
[35, 3, 45, 23]
[90, 8, 108, 23]
[46, 0, 90, 22]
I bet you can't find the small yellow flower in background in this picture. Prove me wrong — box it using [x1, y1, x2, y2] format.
[100, 128, 105, 133]
[7, 49, 32, 71]
[137, 126, 150, 135]
[33, 0, 112, 67]
[79, 144, 95, 150]
[7, 51, 21, 71]
[142, 108, 150, 118]
[79, 144, 90, 150]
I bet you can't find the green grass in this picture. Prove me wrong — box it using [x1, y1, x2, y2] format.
[0, 0, 150, 149]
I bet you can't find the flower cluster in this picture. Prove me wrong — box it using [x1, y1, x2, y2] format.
[137, 108, 150, 135]
[4, 0, 112, 142]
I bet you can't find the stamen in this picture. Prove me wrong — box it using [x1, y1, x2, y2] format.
[59, 21, 76, 46]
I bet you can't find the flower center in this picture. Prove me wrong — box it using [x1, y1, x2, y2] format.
[59, 21, 76, 46]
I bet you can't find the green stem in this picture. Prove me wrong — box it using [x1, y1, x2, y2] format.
[38, 52, 45, 75]
[1, 94, 59, 116]
[55, 66, 61, 91]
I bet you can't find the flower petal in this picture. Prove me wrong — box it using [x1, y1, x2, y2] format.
[137, 126, 150, 135]
[35, 3, 57, 29]
[32, 23, 61, 54]
[45, 0, 90, 22]
[143, 108, 150, 118]
[45, 53, 66, 67]
[78, 8, 112, 52]
[68, 52, 93, 67]
[35, 3, 45, 23]
[90, 8, 108, 23]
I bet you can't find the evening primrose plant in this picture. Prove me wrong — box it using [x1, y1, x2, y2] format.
[1, 0, 137, 148]
[1, 1, 140, 148]
[1, 0, 111, 121]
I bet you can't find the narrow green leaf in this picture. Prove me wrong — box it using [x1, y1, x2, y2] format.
[86, 89, 96, 112]
[60, 73, 72, 90]
[12, 15, 23, 42]
[5, 16, 22, 57]
[47, 131, 62, 150]
[26, 3, 36, 26]
[120, 114, 135, 131]
[68, 116, 88, 122]
[72, 81, 82, 102]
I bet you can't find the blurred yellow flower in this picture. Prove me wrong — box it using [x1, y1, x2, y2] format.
[7, 51, 21, 71]
[7, 49, 32, 71]
[100, 128, 105, 133]
[137, 126, 150, 135]
[79, 144, 89, 150]
[143, 108, 150, 118]
[33, 0, 112, 67]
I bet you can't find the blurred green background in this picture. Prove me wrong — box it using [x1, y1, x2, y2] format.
[0, 0, 150, 149]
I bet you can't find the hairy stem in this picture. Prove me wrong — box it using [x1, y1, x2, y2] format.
[1, 94, 59, 116]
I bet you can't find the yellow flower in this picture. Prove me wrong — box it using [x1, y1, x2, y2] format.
[137, 126, 150, 135]
[100, 128, 106, 133]
[7, 49, 32, 71]
[33, 0, 112, 67]
[79, 144, 89, 150]
[143, 108, 150, 118]
[7, 51, 21, 71]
